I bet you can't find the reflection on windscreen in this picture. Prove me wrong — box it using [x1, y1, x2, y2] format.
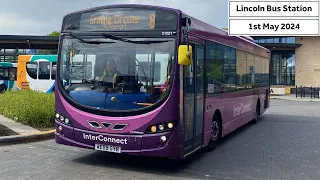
[59, 37, 175, 111]
[62, 55, 95, 83]
[136, 53, 169, 85]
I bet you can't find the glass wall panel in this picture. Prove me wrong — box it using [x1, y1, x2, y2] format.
[270, 51, 295, 86]
[254, 37, 296, 44]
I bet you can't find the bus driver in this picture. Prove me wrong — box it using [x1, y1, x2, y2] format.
[96, 59, 124, 90]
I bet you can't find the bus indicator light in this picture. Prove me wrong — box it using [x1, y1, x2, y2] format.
[167, 123, 173, 129]
[151, 126, 157, 132]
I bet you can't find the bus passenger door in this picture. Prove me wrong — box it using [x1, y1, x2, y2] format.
[183, 42, 205, 156]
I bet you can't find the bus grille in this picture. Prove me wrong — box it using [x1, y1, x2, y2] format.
[112, 124, 128, 130]
[87, 121, 128, 130]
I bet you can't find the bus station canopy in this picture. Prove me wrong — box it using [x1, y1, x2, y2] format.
[0, 35, 59, 49]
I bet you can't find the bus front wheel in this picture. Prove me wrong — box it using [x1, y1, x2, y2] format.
[0, 85, 7, 93]
[204, 112, 222, 152]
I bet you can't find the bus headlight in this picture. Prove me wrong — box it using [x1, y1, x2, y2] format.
[65, 118, 70, 124]
[145, 121, 175, 133]
[55, 113, 60, 118]
[158, 124, 164, 131]
[55, 112, 72, 126]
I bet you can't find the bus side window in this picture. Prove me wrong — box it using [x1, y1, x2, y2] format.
[26, 62, 38, 79]
[51, 62, 56, 80]
[38, 61, 51, 80]
[3, 69, 9, 79]
[9, 68, 17, 80]
[0, 68, 4, 80]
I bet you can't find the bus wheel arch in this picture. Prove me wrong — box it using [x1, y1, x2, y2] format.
[204, 109, 222, 152]
[0, 84, 7, 93]
[252, 98, 261, 124]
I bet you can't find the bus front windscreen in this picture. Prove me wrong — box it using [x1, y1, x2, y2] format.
[59, 35, 175, 112]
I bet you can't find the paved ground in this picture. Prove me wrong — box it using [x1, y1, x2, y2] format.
[0, 124, 18, 136]
[1, 99, 320, 180]
[0, 114, 40, 135]
[271, 94, 320, 102]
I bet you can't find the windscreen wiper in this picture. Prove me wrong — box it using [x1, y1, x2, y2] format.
[69, 33, 115, 44]
[102, 33, 170, 44]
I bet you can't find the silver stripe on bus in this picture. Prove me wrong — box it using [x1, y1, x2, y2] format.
[87, 121, 102, 128]
[101, 122, 112, 129]
[112, 124, 128, 130]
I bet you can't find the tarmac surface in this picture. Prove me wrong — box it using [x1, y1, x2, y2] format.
[1, 99, 320, 180]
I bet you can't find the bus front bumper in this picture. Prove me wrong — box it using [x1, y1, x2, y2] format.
[55, 120, 183, 159]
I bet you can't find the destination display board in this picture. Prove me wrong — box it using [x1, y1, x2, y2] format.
[63, 8, 178, 31]
[228, 0, 320, 36]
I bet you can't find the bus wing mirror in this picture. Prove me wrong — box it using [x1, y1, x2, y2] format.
[178, 45, 192, 65]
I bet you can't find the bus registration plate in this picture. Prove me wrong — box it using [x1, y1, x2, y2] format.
[94, 144, 121, 153]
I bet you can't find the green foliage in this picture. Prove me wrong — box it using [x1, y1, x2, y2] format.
[47, 31, 60, 36]
[0, 90, 55, 128]
[37, 31, 60, 55]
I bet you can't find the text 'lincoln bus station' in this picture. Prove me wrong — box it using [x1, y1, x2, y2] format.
[228, 1, 320, 36]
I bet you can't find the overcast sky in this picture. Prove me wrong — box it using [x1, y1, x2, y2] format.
[0, 0, 227, 35]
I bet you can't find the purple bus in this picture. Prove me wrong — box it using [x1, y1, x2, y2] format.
[55, 4, 270, 159]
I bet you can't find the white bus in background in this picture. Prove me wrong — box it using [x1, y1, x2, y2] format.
[18, 54, 96, 93]
[0, 62, 18, 93]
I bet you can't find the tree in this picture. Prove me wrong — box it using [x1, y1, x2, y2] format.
[37, 31, 60, 55]
[47, 31, 60, 36]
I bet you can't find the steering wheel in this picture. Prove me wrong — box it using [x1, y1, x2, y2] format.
[90, 79, 114, 91]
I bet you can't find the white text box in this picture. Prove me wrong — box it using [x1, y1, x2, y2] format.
[229, 1, 319, 17]
[229, 19, 319, 36]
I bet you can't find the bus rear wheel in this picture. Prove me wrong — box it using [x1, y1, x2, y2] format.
[252, 101, 260, 124]
[0, 85, 7, 93]
[204, 113, 222, 152]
